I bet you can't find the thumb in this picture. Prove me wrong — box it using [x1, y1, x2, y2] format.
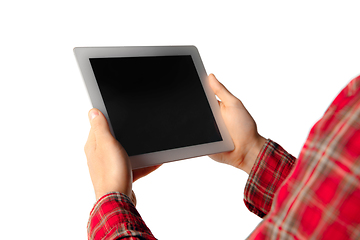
[88, 108, 113, 140]
[208, 74, 238, 106]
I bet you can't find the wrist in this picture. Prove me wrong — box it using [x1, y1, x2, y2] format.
[240, 135, 267, 174]
[94, 183, 132, 202]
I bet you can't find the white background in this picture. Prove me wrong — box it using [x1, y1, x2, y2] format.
[1, 1, 359, 239]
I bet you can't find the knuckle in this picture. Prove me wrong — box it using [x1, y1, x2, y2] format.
[84, 142, 92, 154]
[232, 97, 242, 106]
[91, 122, 99, 132]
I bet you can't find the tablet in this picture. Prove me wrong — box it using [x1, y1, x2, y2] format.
[74, 46, 234, 169]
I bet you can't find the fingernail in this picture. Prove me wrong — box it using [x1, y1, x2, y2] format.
[89, 109, 99, 120]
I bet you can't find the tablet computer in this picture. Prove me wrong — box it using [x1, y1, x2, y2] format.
[74, 46, 234, 169]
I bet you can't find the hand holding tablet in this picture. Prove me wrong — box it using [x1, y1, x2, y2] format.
[75, 46, 234, 169]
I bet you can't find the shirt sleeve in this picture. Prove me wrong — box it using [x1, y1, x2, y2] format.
[247, 75, 360, 239]
[87, 192, 157, 240]
[243, 139, 297, 218]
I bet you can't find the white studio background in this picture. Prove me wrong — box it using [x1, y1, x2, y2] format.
[1, 1, 359, 239]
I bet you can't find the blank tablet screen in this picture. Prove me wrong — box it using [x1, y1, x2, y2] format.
[90, 55, 222, 156]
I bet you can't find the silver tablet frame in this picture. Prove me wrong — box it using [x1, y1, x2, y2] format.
[74, 46, 234, 169]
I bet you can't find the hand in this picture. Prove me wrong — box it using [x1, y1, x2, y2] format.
[208, 74, 267, 174]
[84, 108, 132, 200]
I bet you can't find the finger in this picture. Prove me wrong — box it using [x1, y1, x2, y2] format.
[84, 126, 96, 152]
[133, 164, 162, 182]
[88, 108, 113, 141]
[208, 74, 238, 106]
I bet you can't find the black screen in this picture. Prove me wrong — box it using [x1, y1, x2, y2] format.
[90, 55, 222, 156]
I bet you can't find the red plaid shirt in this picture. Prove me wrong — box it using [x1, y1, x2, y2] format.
[88, 75, 360, 240]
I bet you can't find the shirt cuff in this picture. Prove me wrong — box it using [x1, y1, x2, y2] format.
[87, 192, 156, 240]
[243, 139, 297, 218]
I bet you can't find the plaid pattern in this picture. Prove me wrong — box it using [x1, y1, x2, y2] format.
[244, 139, 297, 218]
[87, 192, 156, 240]
[88, 75, 360, 240]
[247, 75, 360, 239]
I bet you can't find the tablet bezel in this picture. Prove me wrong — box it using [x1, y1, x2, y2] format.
[74, 46, 234, 169]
